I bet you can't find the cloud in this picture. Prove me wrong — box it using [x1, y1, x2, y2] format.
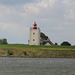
[53, 25, 64, 30]
[0, 23, 10, 30]
[23, 0, 56, 16]
[0, 22, 29, 44]
[64, 9, 75, 20]
[63, 0, 75, 20]
[0, 22, 28, 32]
[0, 4, 22, 16]
[0, 0, 64, 21]
[0, 0, 75, 45]
[0, 0, 35, 5]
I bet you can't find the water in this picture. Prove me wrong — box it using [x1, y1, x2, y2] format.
[0, 57, 75, 75]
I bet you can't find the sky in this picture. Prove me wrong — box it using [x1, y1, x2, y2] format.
[0, 0, 75, 45]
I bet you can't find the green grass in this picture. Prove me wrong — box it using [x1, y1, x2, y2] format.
[0, 44, 75, 50]
[0, 45, 75, 58]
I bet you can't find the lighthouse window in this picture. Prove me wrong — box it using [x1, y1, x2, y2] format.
[33, 33, 35, 35]
[33, 39, 35, 41]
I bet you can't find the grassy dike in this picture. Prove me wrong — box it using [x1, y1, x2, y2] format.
[0, 45, 75, 58]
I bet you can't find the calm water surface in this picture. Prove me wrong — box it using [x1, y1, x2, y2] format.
[0, 57, 75, 75]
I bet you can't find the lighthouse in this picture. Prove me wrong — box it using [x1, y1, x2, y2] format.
[29, 22, 40, 45]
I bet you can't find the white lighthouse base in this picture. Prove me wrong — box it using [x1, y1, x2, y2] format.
[29, 28, 40, 45]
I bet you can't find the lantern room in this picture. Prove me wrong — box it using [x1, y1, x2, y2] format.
[33, 22, 37, 29]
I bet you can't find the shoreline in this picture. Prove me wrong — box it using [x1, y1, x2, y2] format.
[0, 45, 75, 58]
[0, 56, 75, 58]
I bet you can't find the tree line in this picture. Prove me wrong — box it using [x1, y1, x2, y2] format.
[0, 33, 72, 46]
[40, 32, 71, 46]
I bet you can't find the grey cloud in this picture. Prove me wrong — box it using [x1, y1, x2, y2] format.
[0, 0, 35, 5]
[0, 0, 75, 45]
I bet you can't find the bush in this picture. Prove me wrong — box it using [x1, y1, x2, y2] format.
[23, 51, 27, 55]
[55, 43, 58, 46]
[61, 41, 71, 46]
[8, 50, 13, 55]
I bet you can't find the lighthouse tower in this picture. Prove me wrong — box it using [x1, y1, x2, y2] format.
[29, 22, 40, 45]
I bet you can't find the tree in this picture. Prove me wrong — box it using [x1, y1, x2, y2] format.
[0, 38, 8, 44]
[61, 41, 71, 46]
[0, 39, 2, 44]
[40, 32, 49, 45]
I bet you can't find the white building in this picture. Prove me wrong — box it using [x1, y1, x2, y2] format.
[45, 42, 51, 46]
[29, 22, 40, 45]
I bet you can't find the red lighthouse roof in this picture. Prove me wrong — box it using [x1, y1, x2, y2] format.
[33, 22, 37, 26]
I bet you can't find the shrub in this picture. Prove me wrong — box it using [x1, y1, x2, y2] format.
[55, 43, 58, 45]
[61, 41, 71, 46]
[23, 51, 27, 55]
[8, 50, 13, 55]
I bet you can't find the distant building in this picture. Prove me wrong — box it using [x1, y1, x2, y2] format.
[45, 42, 51, 46]
[45, 40, 55, 46]
[29, 22, 40, 45]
